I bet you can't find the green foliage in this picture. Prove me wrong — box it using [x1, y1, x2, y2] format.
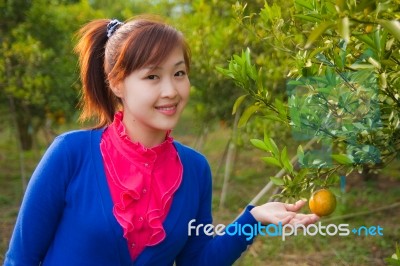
[217, 48, 288, 127]
[1, 0, 104, 149]
[250, 133, 340, 201]
[176, 0, 265, 127]
[386, 243, 400, 265]
[220, 0, 400, 199]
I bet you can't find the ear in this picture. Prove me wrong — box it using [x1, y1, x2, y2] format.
[110, 81, 124, 98]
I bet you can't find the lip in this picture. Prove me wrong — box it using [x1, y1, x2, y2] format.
[155, 103, 179, 116]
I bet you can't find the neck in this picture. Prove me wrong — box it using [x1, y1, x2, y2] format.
[122, 119, 167, 149]
[128, 129, 167, 148]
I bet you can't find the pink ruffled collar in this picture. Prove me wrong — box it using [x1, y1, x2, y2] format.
[100, 111, 183, 260]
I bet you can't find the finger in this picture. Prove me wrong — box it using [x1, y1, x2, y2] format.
[290, 214, 319, 225]
[268, 213, 294, 225]
[301, 217, 318, 226]
[284, 200, 306, 212]
[279, 215, 293, 226]
[288, 214, 311, 224]
[293, 213, 309, 219]
[276, 211, 297, 220]
[307, 214, 320, 224]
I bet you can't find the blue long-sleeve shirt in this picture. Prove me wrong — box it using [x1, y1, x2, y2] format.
[5, 129, 257, 265]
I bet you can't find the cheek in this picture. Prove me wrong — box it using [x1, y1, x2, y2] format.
[121, 90, 144, 111]
[181, 81, 191, 101]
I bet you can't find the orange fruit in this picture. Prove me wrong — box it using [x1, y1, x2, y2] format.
[365, 24, 373, 33]
[309, 189, 336, 216]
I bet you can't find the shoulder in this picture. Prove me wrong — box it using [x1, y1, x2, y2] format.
[41, 128, 104, 175]
[46, 128, 104, 159]
[56, 128, 104, 144]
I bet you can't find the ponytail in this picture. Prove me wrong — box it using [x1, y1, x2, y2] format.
[74, 19, 119, 128]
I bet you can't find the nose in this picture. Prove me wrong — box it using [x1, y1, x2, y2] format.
[161, 78, 178, 98]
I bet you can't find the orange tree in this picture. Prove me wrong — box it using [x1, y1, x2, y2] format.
[0, 0, 102, 149]
[173, 0, 267, 134]
[218, 0, 400, 200]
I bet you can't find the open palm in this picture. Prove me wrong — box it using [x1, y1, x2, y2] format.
[250, 200, 319, 225]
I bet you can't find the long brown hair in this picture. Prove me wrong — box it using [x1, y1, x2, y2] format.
[74, 16, 191, 128]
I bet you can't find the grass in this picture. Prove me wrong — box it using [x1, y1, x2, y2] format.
[1, 108, 399, 264]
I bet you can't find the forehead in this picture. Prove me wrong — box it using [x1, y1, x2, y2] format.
[146, 46, 186, 66]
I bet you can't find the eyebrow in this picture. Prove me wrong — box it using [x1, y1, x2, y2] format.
[144, 60, 186, 70]
[174, 60, 185, 66]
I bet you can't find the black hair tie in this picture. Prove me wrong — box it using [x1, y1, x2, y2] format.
[107, 19, 124, 38]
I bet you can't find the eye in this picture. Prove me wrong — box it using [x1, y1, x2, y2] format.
[175, 70, 186, 77]
[146, 75, 159, 80]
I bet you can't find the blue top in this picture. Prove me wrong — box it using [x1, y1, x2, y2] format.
[5, 129, 257, 266]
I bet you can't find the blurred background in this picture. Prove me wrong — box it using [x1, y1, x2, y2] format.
[1, 0, 399, 265]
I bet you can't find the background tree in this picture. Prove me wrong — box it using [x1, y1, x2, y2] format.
[219, 0, 400, 200]
[1, 0, 102, 150]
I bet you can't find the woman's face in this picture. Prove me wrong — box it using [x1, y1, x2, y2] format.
[114, 46, 190, 144]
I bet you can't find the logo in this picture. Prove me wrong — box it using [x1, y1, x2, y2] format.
[188, 220, 383, 241]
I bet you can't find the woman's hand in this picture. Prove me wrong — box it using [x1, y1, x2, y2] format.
[250, 200, 319, 226]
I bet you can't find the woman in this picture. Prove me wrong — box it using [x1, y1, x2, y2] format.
[5, 16, 318, 265]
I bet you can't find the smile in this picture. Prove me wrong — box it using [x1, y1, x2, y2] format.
[155, 103, 178, 115]
[156, 105, 177, 110]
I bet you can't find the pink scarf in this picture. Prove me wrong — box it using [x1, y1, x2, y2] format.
[100, 111, 183, 260]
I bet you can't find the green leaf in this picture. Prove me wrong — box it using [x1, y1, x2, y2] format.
[294, 14, 322, 23]
[260, 2, 282, 23]
[305, 22, 335, 49]
[354, 34, 377, 50]
[309, 46, 330, 59]
[250, 139, 268, 151]
[281, 147, 294, 174]
[266, 137, 280, 156]
[297, 145, 304, 164]
[294, 168, 308, 183]
[263, 114, 288, 123]
[315, 53, 334, 66]
[326, 174, 340, 186]
[275, 98, 286, 116]
[232, 94, 248, 115]
[338, 16, 350, 43]
[238, 105, 259, 128]
[332, 154, 353, 165]
[270, 176, 285, 186]
[287, 80, 304, 86]
[379, 20, 400, 42]
[336, 0, 346, 12]
[243, 48, 257, 81]
[325, 67, 336, 85]
[256, 67, 265, 93]
[295, 0, 314, 10]
[262, 157, 282, 167]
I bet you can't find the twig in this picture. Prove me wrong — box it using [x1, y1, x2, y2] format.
[219, 110, 240, 210]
